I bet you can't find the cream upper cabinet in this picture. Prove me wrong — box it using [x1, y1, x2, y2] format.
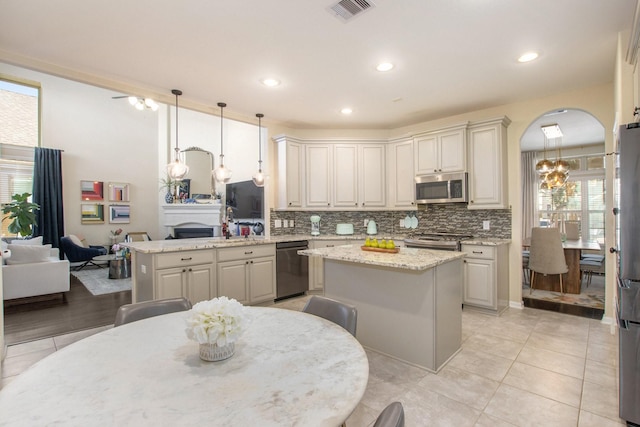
[467, 117, 510, 209]
[387, 139, 415, 208]
[275, 136, 303, 209]
[305, 144, 332, 208]
[333, 144, 358, 208]
[414, 125, 467, 175]
[359, 144, 386, 208]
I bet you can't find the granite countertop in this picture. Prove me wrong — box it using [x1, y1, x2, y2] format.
[298, 244, 466, 271]
[462, 238, 511, 246]
[122, 234, 509, 254]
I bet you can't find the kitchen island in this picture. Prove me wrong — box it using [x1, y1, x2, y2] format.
[299, 244, 466, 372]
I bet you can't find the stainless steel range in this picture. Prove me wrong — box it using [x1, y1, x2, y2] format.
[404, 232, 473, 251]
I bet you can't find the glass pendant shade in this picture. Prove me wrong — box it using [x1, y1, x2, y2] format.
[252, 113, 265, 187]
[166, 89, 189, 180]
[546, 170, 567, 188]
[539, 179, 551, 190]
[535, 158, 555, 175]
[554, 158, 570, 174]
[213, 102, 233, 183]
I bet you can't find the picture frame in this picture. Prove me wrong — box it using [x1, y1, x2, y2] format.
[108, 182, 130, 202]
[109, 204, 130, 224]
[178, 179, 190, 200]
[81, 203, 104, 224]
[81, 180, 104, 201]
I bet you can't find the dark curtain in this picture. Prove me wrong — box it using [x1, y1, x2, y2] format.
[33, 147, 64, 252]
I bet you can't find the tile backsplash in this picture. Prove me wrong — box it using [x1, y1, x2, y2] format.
[270, 204, 511, 239]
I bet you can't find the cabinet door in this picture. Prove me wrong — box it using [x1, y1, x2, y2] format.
[439, 129, 466, 173]
[389, 140, 415, 207]
[217, 260, 249, 304]
[360, 144, 386, 207]
[463, 258, 495, 309]
[468, 122, 507, 209]
[156, 267, 185, 300]
[286, 142, 303, 208]
[249, 256, 276, 303]
[186, 264, 214, 304]
[305, 144, 332, 207]
[333, 145, 358, 208]
[415, 135, 439, 174]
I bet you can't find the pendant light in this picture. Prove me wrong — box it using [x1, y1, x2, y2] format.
[166, 89, 189, 180]
[213, 102, 233, 183]
[535, 135, 554, 176]
[252, 113, 265, 187]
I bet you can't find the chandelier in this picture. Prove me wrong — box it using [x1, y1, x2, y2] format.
[536, 124, 569, 189]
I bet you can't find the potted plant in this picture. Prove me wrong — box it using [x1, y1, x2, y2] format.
[1, 192, 40, 237]
[159, 177, 179, 204]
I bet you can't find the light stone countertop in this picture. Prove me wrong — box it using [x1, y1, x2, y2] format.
[0, 307, 369, 426]
[122, 234, 508, 254]
[462, 238, 511, 246]
[299, 244, 466, 271]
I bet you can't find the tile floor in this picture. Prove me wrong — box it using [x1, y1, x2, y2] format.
[1, 298, 624, 426]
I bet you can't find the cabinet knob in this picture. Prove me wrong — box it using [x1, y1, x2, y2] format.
[250, 260, 254, 264]
[327, 203, 330, 206]
[182, 268, 186, 272]
[288, 202, 292, 206]
[355, 203, 358, 206]
[188, 268, 192, 272]
[434, 169, 437, 172]
[470, 200, 474, 203]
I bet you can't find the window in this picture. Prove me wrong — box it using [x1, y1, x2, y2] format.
[537, 154, 605, 244]
[0, 77, 40, 237]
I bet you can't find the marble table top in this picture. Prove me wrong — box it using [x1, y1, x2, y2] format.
[0, 307, 369, 426]
[299, 243, 466, 271]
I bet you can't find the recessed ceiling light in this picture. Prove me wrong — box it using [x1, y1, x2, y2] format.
[261, 78, 281, 87]
[376, 62, 394, 72]
[341, 107, 353, 115]
[518, 52, 539, 63]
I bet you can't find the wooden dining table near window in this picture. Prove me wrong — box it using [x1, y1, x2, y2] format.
[523, 238, 602, 294]
[0, 307, 369, 426]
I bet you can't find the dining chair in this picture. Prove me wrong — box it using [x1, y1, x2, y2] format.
[125, 232, 151, 242]
[522, 249, 530, 285]
[580, 257, 605, 287]
[302, 295, 357, 337]
[528, 227, 568, 294]
[114, 297, 192, 327]
[373, 402, 405, 427]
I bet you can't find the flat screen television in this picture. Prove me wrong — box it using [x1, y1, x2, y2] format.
[225, 180, 263, 220]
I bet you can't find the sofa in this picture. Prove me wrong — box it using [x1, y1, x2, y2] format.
[2, 236, 70, 301]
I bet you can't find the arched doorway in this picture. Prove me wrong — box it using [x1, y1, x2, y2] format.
[519, 108, 606, 317]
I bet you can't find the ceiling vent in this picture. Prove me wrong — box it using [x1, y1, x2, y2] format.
[328, 0, 374, 22]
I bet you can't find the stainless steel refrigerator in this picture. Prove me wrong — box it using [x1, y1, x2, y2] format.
[615, 123, 640, 426]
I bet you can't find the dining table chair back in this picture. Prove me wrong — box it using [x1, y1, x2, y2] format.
[302, 295, 357, 337]
[528, 227, 568, 294]
[114, 297, 192, 327]
[373, 401, 405, 427]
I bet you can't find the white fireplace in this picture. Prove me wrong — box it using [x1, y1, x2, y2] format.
[161, 204, 223, 237]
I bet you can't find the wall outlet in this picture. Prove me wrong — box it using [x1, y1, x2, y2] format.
[483, 220, 490, 230]
[400, 219, 405, 228]
[290, 220, 294, 228]
[274, 219, 282, 228]
[141, 265, 146, 274]
[283, 219, 289, 228]
[364, 219, 369, 227]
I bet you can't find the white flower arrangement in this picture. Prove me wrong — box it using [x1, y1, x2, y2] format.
[185, 296, 247, 346]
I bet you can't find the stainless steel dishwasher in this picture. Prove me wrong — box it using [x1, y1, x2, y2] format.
[275, 240, 309, 301]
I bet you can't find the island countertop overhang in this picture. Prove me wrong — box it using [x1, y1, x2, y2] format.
[299, 244, 466, 271]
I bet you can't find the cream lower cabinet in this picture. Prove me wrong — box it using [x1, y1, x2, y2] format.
[153, 250, 216, 304]
[461, 244, 509, 315]
[309, 240, 363, 291]
[217, 244, 276, 305]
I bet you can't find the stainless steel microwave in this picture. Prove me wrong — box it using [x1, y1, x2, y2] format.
[415, 172, 468, 204]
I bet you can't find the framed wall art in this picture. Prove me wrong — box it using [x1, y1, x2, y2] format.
[109, 204, 130, 224]
[81, 203, 104, 224]
[81, 180, 104, 201]
[109, 182, 130, 202]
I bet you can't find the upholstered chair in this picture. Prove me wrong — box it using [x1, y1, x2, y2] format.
[59, 235, 107, 271]
[302, 295, 357, 337]
[114, 297, 192, 327]
[373, 402, 405, 427]
[528, 227, 569, 294]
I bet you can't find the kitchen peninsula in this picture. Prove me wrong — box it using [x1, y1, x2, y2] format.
[299, 244, 466, 372]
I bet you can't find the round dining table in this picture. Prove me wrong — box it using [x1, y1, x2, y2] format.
[0, 307, 369, 426]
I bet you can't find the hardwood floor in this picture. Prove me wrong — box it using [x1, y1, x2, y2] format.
[3, 274, 131, 345]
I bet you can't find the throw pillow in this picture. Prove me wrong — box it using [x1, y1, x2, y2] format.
[5, 244, 52, 265]
[68, 234, 86, 248]
[8, 236, 43, 246]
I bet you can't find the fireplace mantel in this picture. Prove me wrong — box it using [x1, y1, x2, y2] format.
[161, 204, 222, 235]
